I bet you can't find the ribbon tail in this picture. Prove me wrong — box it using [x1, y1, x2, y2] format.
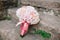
[16, 22, 22, 26]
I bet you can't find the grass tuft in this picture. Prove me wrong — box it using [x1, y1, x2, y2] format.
[29, 28, 51, 38]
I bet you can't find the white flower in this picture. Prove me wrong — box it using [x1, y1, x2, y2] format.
[16, 6, 40, 26]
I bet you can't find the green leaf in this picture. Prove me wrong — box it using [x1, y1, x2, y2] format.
[34, 30, 51, 38]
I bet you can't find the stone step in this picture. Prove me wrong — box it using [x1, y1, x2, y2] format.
[7, 7, 60, 40]
[0, 20, 20, 40]
[20, 0, 60, 10]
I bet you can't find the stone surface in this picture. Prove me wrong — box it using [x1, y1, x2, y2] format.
[40, 12, 60, 33]
[20, 0, 60, 10]
[0, 10, 7, 20]
[0, 0, 18, 9]
[0, 0, 4, 11]
[0, 20, 20, 40]
[0, 0, 6, 20]
[8, 8, 19, 23]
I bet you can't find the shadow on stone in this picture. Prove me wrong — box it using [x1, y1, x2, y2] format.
[0, 35, 3, 40]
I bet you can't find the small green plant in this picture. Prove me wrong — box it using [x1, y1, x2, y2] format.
[29, 28, 51, 38]
[4, 15, 11, 20]
[34, 30, 51, 38]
